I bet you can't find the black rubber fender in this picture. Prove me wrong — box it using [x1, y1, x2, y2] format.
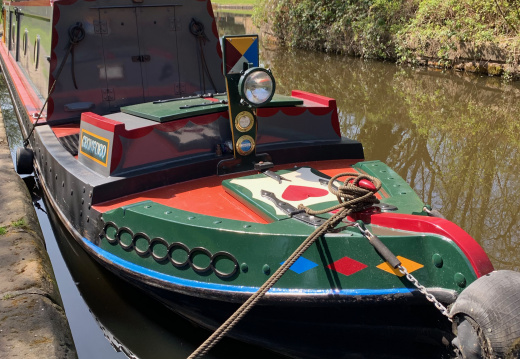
[15, 147, 34, 175]
[450, 270, 520, 358]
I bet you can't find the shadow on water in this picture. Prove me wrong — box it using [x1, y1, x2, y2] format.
[1, 10, 520, 359]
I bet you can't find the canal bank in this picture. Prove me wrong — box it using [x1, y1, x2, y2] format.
[0, 111, 77, 358]
[256, 0, 520, 79]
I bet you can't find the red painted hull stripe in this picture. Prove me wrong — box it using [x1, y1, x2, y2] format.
[0, 43, 42, 119]
[359, 212, 494, 278]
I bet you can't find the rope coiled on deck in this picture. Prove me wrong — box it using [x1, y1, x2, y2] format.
[187, 173, 381, 359]
[299, 172, 381, 215]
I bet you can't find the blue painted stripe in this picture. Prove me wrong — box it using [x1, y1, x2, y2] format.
[81, 237, 413, 296]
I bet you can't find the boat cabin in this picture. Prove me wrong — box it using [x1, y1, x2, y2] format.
[1, 0, 357, 180]
[2, 0, 225, 121]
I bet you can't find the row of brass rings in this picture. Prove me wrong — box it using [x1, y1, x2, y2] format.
[102, 222, 239, 279]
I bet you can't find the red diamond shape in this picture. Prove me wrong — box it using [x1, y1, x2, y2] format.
[327, 257, 367, 276]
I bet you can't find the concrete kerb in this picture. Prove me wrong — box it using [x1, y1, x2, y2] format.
[0, 110, 78, 358]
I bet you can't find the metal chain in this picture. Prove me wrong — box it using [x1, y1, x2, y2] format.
[397, 265, 452, 321]
[354, 221, 453, 322]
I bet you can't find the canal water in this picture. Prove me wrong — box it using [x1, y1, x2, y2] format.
[2, 10, 520, 359]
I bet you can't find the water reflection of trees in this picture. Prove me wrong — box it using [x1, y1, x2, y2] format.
[261, 45, 520, 271]
[0, 77, 23, 151]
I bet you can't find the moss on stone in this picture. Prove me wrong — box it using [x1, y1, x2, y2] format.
[487, 63, 504, 76]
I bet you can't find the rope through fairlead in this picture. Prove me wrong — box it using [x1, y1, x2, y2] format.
[187, 173, 381, 359]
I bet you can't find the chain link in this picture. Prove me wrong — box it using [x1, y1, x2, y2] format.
[353, 221, 453, 322]
[397, 265, 452, 321]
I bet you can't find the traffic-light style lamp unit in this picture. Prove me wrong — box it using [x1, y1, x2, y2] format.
[219, 35, 276, 174]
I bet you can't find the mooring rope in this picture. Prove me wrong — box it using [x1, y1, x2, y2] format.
[189, 18, 218, 94]
[300, 172, 381, 215]
[187, 173, 381, 359]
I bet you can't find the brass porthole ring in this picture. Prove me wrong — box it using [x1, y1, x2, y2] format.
[168, 242, 190, 268]
[188, 247, 213, 273]
[236, 135, 255, 156]
[234, 111, 254, 132]
[102, 221, 118, 244]
[211, 251, 239, 279]
[116, 227, 134, 251]
[132, 232, 151, 257]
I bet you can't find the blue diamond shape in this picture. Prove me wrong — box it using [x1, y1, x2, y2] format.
[281, 257, 318, 274]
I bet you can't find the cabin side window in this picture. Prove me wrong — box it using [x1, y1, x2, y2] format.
[33, 35, 40, 70]
[10, 23, 15, 51]
[23, 29, 28, 57]
[10, 4, 51, 98]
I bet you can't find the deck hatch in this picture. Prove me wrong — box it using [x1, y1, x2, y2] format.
[222, 167, 339, 222]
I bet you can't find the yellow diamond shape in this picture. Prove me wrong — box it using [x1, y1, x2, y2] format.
[228, 36, 256, 55]
[376, 256, 424, 277]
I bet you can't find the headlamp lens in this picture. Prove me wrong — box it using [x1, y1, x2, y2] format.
[242, 69, 275, 105]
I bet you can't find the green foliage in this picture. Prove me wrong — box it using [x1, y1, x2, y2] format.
[257, 0, 411, 59]
[258, 0, 520, 64]
[12, 218, 26, 228]
[0, 218, 27, 235]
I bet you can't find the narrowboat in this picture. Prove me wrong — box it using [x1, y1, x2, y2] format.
[1, 0, 520, 358]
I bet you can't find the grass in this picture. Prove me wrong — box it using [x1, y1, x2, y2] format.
[212, 0, 257, 5]
[12, 218, 26, 228]
[0, 218, 28, 235]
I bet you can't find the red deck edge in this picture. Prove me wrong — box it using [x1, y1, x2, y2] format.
[291, 90, 336, 107]
[0, 42, 42, 119]
[357, 212, 494, 278]
[291, 90, 341, 137]
[51, 123, 80, 138]
[81, 112, 125, 132]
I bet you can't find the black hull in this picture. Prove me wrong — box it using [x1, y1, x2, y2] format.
[127, 273, 454, 359]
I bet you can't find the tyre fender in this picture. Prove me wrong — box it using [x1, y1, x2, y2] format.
[16, 147, 34, 175]
[450, 270, 520, 358]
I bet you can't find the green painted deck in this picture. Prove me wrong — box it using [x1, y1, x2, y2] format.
[121, 94, 304, 122]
